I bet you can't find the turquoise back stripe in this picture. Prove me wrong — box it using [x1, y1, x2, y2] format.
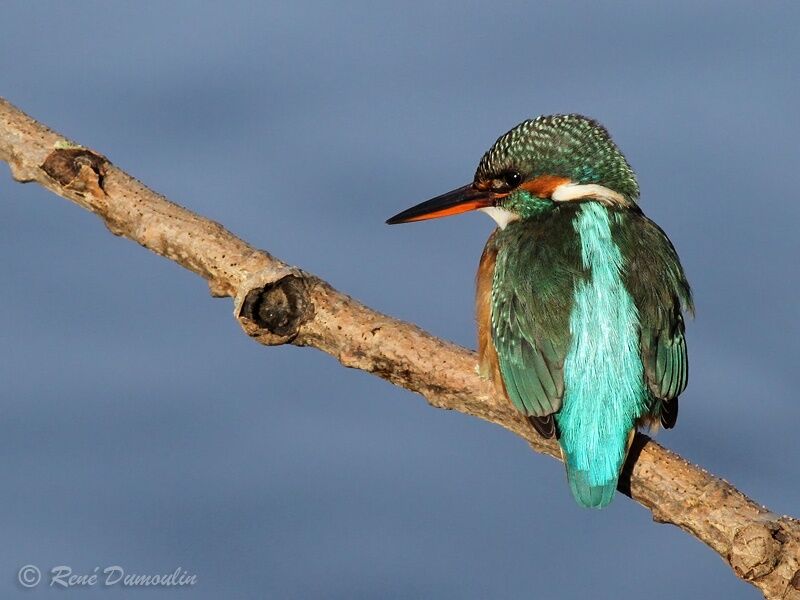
[557, 203, 647, 488]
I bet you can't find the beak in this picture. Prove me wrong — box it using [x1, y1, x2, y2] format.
[386, 184, 495, 224]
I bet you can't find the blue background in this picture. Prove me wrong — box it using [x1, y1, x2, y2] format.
[1, 2, 798, 598]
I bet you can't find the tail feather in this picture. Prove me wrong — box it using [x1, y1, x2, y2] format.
[565, 464, 617, 509]
[560, 428, 636, 509]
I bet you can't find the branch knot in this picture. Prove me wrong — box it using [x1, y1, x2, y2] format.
[41, 147, 108, 199]
[730, 522, 782, 581]
[235, 268, 314, 345]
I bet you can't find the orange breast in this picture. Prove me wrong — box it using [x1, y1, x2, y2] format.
[476, 232, 506, 398]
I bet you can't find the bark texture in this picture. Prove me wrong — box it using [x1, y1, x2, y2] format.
[1, 97, 798, 599]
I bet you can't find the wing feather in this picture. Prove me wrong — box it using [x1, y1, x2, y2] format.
[488, 216, 577, 424]
[618, 211, 692, 430]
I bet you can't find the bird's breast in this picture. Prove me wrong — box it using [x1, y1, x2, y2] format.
[476, 231, 505, 395]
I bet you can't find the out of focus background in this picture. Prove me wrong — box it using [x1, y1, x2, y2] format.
[1, 2, 798, 598]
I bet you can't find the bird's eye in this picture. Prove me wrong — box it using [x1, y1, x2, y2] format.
[503, 171, 522, 187]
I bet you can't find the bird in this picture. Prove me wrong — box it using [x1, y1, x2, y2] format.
[386, 115, 692, 508]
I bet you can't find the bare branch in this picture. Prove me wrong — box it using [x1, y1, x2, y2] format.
[1, 97, 798, 599]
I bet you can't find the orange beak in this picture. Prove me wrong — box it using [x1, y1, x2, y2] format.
[386, 184, 495, 224]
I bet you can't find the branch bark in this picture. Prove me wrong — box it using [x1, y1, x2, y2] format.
[1, 97, 798, 599]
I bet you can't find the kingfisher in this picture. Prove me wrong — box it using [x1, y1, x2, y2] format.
[387, 115, 692, 508]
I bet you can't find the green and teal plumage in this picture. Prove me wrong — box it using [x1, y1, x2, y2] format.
[482, 115, 692, 508]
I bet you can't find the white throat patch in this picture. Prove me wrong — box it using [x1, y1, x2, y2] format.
[552, 183, 629, 207]
[479, 206, 519, 229]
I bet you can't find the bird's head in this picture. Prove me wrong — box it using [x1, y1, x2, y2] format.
[387, 114, 639, 228]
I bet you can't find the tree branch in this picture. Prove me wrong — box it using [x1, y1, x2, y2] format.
[1, 97, 798, 599]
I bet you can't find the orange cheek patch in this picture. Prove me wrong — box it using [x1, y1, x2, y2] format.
[520, 175, 572, 198]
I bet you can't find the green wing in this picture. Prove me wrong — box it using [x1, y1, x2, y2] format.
[489, 213, 580, 432]
[616, 210, 693, 428]
[492, 288, 564, 417]
[641, 311, 688, 427]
